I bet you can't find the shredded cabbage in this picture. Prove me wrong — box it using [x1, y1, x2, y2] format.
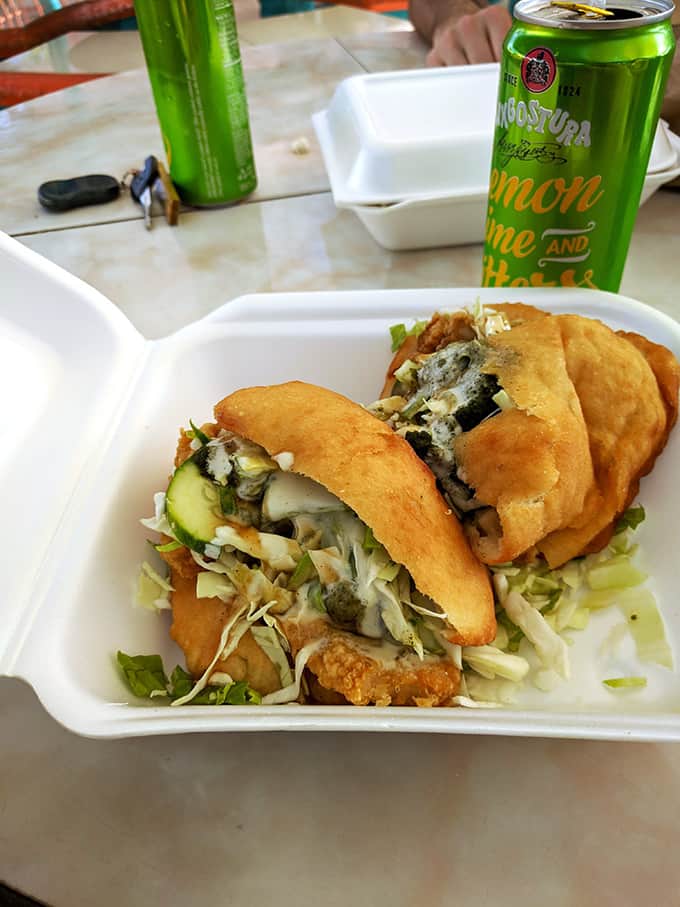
[603, 677, 647, 689]
[616, 588, 673, 669]
[462, 645, 530, 682]
[261, 640, 324, 704]
[466, 505, 671, 706]
[503, 589, 570, 679]
[250, 626, 294, 687]
[196, 572, 235, 602]
[213, 524, 302, 572]
[140, 492, 173, 536]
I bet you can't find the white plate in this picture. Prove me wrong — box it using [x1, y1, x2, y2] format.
[2, 233, 680, 740]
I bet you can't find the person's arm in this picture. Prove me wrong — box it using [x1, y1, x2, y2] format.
[409, 0, 512, 65]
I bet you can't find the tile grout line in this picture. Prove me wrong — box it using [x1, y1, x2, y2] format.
[333, 37, 371, 73]
[10, 189, 336, 238]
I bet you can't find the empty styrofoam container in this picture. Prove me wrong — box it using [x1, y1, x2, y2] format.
[313, 65, 680, 251]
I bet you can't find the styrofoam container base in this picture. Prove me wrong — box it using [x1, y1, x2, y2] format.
[3, 233, 680, 740]
[349, 154, 680, 252]
[314, 65, 680, 251]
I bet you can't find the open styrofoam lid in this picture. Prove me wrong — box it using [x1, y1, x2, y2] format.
[314, 64, 679, 206]
[0, 238, 145, 672]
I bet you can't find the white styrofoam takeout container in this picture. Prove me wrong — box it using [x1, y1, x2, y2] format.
[3, 231, 680, 740]
[313, 66, 680, 251]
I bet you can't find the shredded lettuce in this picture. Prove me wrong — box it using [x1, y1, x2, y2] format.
[389, 319, 427, 353]
[261, 640, 324, 704]
[117, 652, 168, 698]
[462, 645, 530, 683]
[140, 492, 173, 536]
[362, 526, 382, 551]
[587, 558, 647, 591]
[135, 572, 171, 612]
[250, 625, 294, 687]
[468, 504, 669, 706]
[503, 589, 570, 679]
[491, 389, 514, 411]
[288, 551, 317, 591]
[603, 676, 647, 689]
[615, 505, 646, 533]
[188, 420, 210, 445]
[154, 539, 182, 553]
[616, 588, 673, 669]
[195, 571, 236, 601]
[135, 561, 173, 612]
[213, 524, 301, 572]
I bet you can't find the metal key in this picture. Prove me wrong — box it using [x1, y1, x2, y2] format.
[138, 185, 153, 229]
[130, 156, 159, 230]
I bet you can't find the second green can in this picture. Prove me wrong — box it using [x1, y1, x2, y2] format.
[134, 0, 257, 206]
[482, 0, 675, 292]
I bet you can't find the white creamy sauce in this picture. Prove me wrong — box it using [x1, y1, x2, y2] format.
[272, 451, 295, 471]
[206, 443, 233, 485]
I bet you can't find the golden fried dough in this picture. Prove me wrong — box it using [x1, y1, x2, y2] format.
[214, 381, 495, 646]
[454, 316, 594, 564]
[283, 617, 460, 707]
[537, 315, 680, 565]
[386, 304, 679, 567]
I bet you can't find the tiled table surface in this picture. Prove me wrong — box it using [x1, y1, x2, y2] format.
[2, 19, 680, 907]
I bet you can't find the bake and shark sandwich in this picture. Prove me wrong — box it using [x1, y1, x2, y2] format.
[369, 302, 679, 703]
[123, 381, 495, 707]
[376, 303, 679, 568]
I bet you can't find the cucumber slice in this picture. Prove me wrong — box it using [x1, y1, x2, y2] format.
[166, 458, 226, 553]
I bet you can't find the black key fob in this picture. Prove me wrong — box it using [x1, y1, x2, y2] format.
[37, 175, 120, 212]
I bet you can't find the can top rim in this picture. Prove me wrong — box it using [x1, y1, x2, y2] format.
[514, 0, 674, 28]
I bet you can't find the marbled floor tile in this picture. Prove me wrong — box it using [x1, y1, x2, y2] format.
[239, 6, 412, 45]
[18, 189, 680, 341]
[0, 30, 163, 76]
[2, 676, 680, 907]
[2, 39, 367, 235]
[622, 189, 680, 323]
[339, 29, 428, 74]
[18, 190, 484, 338]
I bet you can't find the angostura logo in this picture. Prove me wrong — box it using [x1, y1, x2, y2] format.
[521, 47, 557, 93]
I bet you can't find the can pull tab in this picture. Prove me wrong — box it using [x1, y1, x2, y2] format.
[37, 174, 120, 211]
[550, 1, 615, 15]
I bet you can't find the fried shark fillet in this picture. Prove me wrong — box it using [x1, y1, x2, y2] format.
[160, 432, 283, 696]
[282, 618, 462, 707]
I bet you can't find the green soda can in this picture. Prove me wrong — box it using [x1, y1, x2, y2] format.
[134, 0, 257, 206]
[481, 0, 675, 292]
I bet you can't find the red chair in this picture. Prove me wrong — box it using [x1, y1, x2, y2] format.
[0, 0, 135, 104]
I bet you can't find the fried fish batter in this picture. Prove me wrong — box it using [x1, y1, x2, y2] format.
[282, 617, 460, 707]
[160, 426, 283, 696]
[168, 570, 282, 694]
[214, 381, 495, 646]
